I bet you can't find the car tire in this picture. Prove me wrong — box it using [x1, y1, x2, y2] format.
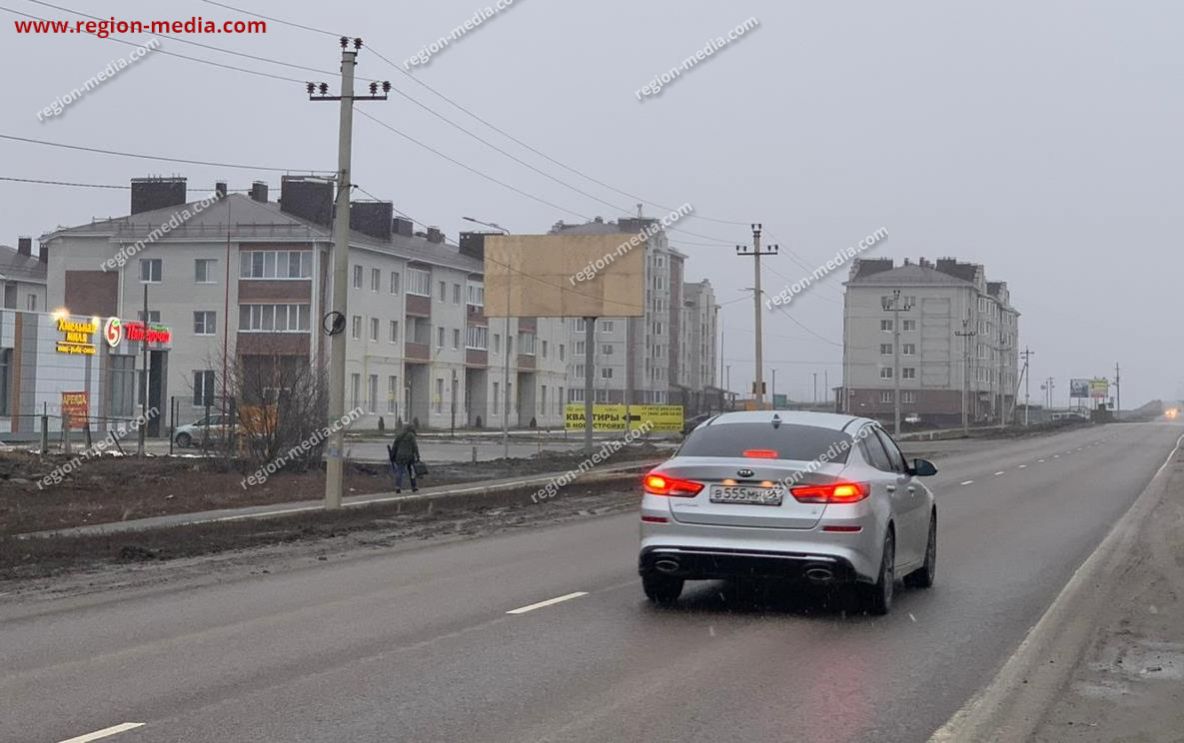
[175, 433, 191, 448]
[862, 528, 895, 615]
[905, 511, 936, 589]
[642, 574, 684, 605]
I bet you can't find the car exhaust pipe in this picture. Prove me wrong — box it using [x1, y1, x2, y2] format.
[654, 559, 681, 574]
[804, 566, 834, 584]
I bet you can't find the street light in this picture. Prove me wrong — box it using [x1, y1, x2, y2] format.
[463, 217, 513, 459]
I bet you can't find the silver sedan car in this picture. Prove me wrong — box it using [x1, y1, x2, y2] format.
[639, 411, 938, 614]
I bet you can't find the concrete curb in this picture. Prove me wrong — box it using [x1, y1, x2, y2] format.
[929, 433, 1184, 743]
[20, 459, 664, 540]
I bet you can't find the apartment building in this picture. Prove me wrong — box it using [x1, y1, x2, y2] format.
[841, 257, 1020, 426]
[36, 176, 567, 434]
[676, 279, 719, 410]
[549, 216, 691, 406]
[1, 238, 46, 312]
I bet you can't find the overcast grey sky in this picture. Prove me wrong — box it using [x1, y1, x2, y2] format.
[3, 0, 1181, 406]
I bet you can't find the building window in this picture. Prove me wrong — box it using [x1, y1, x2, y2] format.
[541, 340, 548, 358]
[452, 283, 462, 304]
[390, 320, 399, 343]
[880, 319, 893, 332]
[240, 251, 311, 279]
[902, 391, 916, 404]
[237, 304, 310, 332]
[903, 319, 917, 332]
[600, 320, 614, 332]
[437, 326, 445, 348]
[880, 343, 892, 355]
[195, 258, 217, 283]
[370, 317, 379, 342]
[407, 268, 432, 296]
[452, 328, 461, 349]
[390, 271, 401, 294]
[902, 367, 916, 379]
[350, 373, 360, 410]
[465, 325, 488, 350]
[193, 311, 216, 336]
[880, 367, 894, 379]
[575, 364, 585, 377]
[492, 333, 501, 354]
[569, 388, 584, 403]
[352, 265, 363, 289]
[388, 376, 399, 413]
[903, 343, 916, 355]
[370, 268, 380, 292]
[435, 378, 444, 413]
[437, 281, 446, 302]
[0, 349, 11, 416]
[351, 315, 362, 339]
[107, 356, 135, 417]
[26, 295, 37, 311]
[140, 258, 162, 283]
[575, 341, 585, 355]
[466, 282, 484, 306]
[193, 370, 216, 407]
[601, 367, 614, 379]
[880, 391, 893, 404]
[602, 344, 614, 355]
[493, 382, 500, 414]
[138, 310, 161, 324]
[558, 344, 565, 362]
[518, 333, 536, 355]
[540, 385, 547, 414]
[368, 374, 378, 413]
[575, 318, 586, 332]
[596, 388, 610, 402]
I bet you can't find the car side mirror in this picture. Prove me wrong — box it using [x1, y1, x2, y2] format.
[911, 458, 938, 477]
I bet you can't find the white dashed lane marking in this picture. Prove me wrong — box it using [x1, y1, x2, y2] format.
[961, 480, 974, 486]
[994, 471, 1005, 476]
[506, 591, 588, 615]
[58, 723, 145, 743]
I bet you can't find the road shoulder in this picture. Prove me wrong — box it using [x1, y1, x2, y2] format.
[931, 431, 1184, 743]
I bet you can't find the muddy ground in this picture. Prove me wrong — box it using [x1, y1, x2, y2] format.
[0, 477, 640, 593]
[0, 443, 669, 536]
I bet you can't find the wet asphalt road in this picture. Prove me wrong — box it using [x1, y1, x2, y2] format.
[1, 422, 1180, 743]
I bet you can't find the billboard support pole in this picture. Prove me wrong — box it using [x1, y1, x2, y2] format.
[584, 316, 596, 453]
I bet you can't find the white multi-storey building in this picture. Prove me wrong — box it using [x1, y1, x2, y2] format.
[37, 176, 568, 434]
[841, 257, 1020, 426]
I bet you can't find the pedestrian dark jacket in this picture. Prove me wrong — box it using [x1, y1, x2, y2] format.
[391, 428, 420, 465]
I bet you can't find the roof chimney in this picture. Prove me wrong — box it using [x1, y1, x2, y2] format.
[392, 217, 414, 237]
[249, 181, 269, 202]
[426, 226, 445, 244]
[279, 176, 333, 226]
[131, 177, 187, 215]
[215, 181, 228, 198]
[17, 237, 32, 256]
[350, 201, 393, 241]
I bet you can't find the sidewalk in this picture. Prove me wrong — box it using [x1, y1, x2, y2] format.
[1032, 446, 1184, 741]
[24, 459, 661, 540]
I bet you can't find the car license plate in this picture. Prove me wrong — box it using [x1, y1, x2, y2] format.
[709, 485, 783, 506]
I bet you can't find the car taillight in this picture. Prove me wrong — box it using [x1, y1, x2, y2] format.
[643, 473, 704, 497]
[790, 481, 869, 504]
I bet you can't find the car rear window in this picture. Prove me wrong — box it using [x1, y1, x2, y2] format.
[677, 423, 855, 463]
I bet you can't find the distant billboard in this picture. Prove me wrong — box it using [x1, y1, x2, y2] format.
[483, 233, 646, 318]
[564, 404, 682, 432]
[1069, 378, 1090, 398]
[1089, 378, 1110, 399]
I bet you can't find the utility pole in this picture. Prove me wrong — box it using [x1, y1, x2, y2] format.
[955, 319, 977, 435]
[138, 281, 148, 456]
[771, 368, 777, 407]
[883, 290, 914, 435]
[1114, 361, 1121, 420]
[813, 372, 818, 405]
[309, 38, 389, 509]
[584, 316, 596, 452]
[1020, 347, 1034, 426]
[736, 224, 778, 409]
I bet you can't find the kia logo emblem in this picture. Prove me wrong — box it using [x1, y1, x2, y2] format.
[737, 468, 754, 478]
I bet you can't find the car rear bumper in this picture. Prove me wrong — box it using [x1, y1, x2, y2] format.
[639, 545, 863, 585]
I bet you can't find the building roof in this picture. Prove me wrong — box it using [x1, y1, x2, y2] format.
[0, 244, 46, 284]
[847, 262, 974, 287]
[41, 194, 483, 274]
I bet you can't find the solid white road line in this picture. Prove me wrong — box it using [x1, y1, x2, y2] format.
[506, 591, 589, 615]
[961, 480, 974, 486]
[994, 471, 1005, 476]
[1018, 464, 1027, 469]
[58, 723, 145, 743]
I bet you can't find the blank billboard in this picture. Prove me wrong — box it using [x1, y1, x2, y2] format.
[483, 233, 646, 318]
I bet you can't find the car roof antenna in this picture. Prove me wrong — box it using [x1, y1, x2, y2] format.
[771, 413, 781, 429]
